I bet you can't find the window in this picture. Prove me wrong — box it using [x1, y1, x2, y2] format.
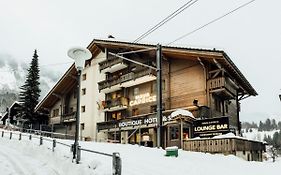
[68, 124, 72, 131]
[116, 112, 122, 120]
[132, 108, 139, 116]
[150, 105, 157, 113]
[150, 103, 165, 113]
[82, 88, 86, 95]
[81, 123, 85, 130]
[110, 111, 122, 120]
[170, 126, 179, 140]
[82, 73, 87, 80]
[225, 103, 229, 113]
[214, 97, 221, 112]
[81, 106, 86, 112]
[133, 87, 139, 96]
[70, 107, 74, 113]
[53, 109, 59, 117]
[151, 80, 166, 94]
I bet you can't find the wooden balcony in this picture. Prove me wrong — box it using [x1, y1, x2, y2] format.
[98, 69, 156, 93]
[49, 116, 61, 125]
[103, 97, 129, 112]
[99, 57, 128, 73]
[62, 112, 76, 122]
[207, 77, 238, 99]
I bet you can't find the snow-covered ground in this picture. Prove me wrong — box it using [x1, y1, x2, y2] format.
[0, 129, 280, 175]
[242, 128, 280, 142]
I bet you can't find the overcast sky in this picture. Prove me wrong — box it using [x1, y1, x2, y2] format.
[0, 0, 281, 122]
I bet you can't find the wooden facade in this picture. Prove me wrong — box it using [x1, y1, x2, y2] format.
[183, 137, 265, 161]
[89, 39, 257, 149]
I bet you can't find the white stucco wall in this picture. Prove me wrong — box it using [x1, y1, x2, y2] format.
[79, 51, 106, 141]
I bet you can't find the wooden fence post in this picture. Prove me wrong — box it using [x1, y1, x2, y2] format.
[52, 139, 56, 152]
[113, 152, 122, 175]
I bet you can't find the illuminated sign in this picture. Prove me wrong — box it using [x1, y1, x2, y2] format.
[193, 117, 229, 138]
[129, 93, 156, 106]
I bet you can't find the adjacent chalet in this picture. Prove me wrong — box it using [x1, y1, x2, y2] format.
[1, 101, 22, 126]
[35, 39, 264, 160]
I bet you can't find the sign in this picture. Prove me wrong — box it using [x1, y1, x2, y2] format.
[129, 93, 156, 106]
[97, 115, 174, 131]
[193, 117, 229, 138]
[118, 115, 172, 128]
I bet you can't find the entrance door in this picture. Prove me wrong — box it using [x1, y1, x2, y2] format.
[166, 123, 191, 148]
[166, 124, 181, 148]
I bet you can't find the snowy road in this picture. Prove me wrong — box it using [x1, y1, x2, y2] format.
[0, 140, 60, 175]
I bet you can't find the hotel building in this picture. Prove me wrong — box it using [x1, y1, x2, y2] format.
[35, 39, 258, 149]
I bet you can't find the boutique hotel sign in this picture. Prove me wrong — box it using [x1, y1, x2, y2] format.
[118, 115, 172, 128]
[129, 93, 156, 106]
[193, 117, 229, 138]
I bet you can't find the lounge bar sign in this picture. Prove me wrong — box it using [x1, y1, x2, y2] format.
[193, 117, 229, 138]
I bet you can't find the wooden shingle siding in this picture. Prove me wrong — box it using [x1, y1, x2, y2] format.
[169, 60, 206, 109]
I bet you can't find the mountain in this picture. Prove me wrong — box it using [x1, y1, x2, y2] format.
[0, 53, 61, 115]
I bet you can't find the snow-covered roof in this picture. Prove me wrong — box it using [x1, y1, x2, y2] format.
[170, 109, 195, 118]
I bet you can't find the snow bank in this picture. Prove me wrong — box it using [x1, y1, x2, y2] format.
[0, 129, 280, 175]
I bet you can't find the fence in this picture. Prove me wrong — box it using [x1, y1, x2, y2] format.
[0, 129, 122, 175]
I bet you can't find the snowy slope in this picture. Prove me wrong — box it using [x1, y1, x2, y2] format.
[242, 128, 280, 142]
[0, 129, 280, 175]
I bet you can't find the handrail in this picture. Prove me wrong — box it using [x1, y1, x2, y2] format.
[0, 128, 122, 175]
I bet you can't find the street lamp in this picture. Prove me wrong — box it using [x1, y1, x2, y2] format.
[67, 47, 92, 163]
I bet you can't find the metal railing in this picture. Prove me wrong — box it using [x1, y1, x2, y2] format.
[98, 68, 156, 91]
[0, 128, 122, 175]
[99, 57, 127, 71]
[104, 97, 129, 110]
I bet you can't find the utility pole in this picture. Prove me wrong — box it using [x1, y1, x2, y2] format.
[156, 44, 163, 148]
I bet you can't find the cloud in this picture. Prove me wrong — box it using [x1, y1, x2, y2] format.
[40, 68, 61, 82]
[6, 56, 18, 70]
[0, 56, 5, 68]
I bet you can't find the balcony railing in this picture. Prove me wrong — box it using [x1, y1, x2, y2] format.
[62, 112, 76, 122]
[103, 97, 129, 111]
[49, 116, 61, 125]
[98, 69, 156, 91]
[208, 77, 237, 98]
[99, 57, 128, 73]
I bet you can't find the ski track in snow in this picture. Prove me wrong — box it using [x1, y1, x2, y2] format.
[0, 141, 60, 175]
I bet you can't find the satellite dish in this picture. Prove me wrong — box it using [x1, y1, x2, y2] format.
[67, 47, 92, 71]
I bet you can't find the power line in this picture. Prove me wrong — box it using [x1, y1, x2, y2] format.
[133, 0, 199, 43]
[167, 0, 257, 45]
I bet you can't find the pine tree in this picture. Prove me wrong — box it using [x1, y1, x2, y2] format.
[272, 119, 277, 129]
[258, 121, 263, 131]
[278, 121, 281, 130]
[19, 50, 41, 126]
[265, 118, 271, 131]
